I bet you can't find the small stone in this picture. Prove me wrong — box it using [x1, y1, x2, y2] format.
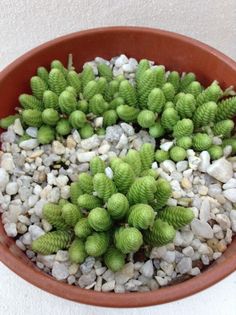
[215, 214, 231, 230]
[60, 185, 70, 199]
[94, 117, 103, 128]
[55, 250, 69, 262]
[52, 262, 69, 280]
[67, 275, 76, 285]
[162, 251, 176, 263]
[115, 262, 134, 285]
[160, 141, 173, 151]
[16, 239, 26, 251]
[22, 232, 32, 245]
[181, 177, 192, 189]
[98, 143, 111, 155]
[77, 151, 96, 162]
[4, 222, 17, 237]
[155, 276, 168, 286]
[37, 254, 55, 268]
[217, 240, 227, 252]
[166, 198, 178, 206]
[105, 125, 123, 142]
[26, 127, 38, 138]
[105, 167, 113, 179]
[199, 198, 211, 222]
[223, 145, 232, 157]
[225, 228, 232, 244]
[55, 175, 69, 188]
[140, 260, 154, 278]
[69, 264, 79, 275]
[223, 189, 236, 203]
[191, 238, 202, 250]
[191, 219, 214, 239]
[0, 168, 10, 191]
[81, 135, 100, 151]
[198, 151, 210, 172]
[160, 160, 176, 174]
[47, 187, 60, 203]
[201, 255, 210, 265]
[198, 243, 210, 255]
[28, 225, 45, 241]
[120, 123, 134, 136]
[94, 276, 103, 291]
[182, 246, 194, 257]
[116, 134, 128, 149]
[28, 195, 39, 207]
[66, 136, 76, 149]
[176, 257, 192, 274]
[125, 279, 142, 291]
[160, 261, 174, 276]
[199, 185, 208, 195]
[150, 246, 167, 259]
[102, 280, 115, 292]
[102, 269, 115, 282]
[207, 158, 233, 183]
[11, 118, 22, 136]
[5, 182, 18, 195]
[213, 252, 222, 260]
[78, 270, 96, 288]
[95, 267, 107, 276]
[72, 130, 81, 144]
[52, 141, 65, 155]
[19, 139, 39, 150]
[188, 156, 201, 171]
[229, 210, 236, 232]
[189, 267, 201, 276]
[223, 178, 236, 190]
[115, 54, 129, 67]
[16, 222, 27, 234]
[176, 161, 188, 172]
[80, 257, 96, 274]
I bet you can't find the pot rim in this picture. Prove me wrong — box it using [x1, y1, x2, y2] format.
[0, 26, 236, 308]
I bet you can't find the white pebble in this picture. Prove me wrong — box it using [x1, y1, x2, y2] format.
[160, 141, 173, 151]
[72, 130, 81, 144]
[223, 188, 236, 203]
[182, 246, 194, 257]
[28, 225, 45, 240]
[95, 267, 107, 276]
[19, 139, 39, 150]
[223, 178, 236, 189]
[52, 141, 65, 155]
[116, 134, 128, 149]
[215, 214, 231, 230]
[199, 197, 211, 222]
[207, 158, 233, 183]
[161, 160, 176, 173]
[176, 161, 188, 172]
[115, 54, 129, 67]
[176, 257, 192, 274]
[5, 182, 18, 195]
[191, 219, 214, 239]
[140, 260, 154, 278]
[12, 118, 24, 136]
[198, 151, 210, 172]
[190, 267, 201, 276]
[98, 143, 111, 155]
[155, 276, 168, 286]
[77, 151, 96, 162]
[102, 280, 115, 292]
[229, 210, 236, 232]
[105, 167, 113, 179]
[37, 254, 55, 268]
[55, 175, 69, 188]
[61, 185, 70, 199]
[120, 123, 135, 136]
[81, 135, 100, 151]
[52, 262, 69, 280]
[4, 223, 17, 237]
[55, 250, 69, 262]
[28, 195, 39, 207]
[0, 168, 9, 191]
[26, 127, 38, 138]
[94, 117, 103, 128]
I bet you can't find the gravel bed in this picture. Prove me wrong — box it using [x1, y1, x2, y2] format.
[0, 55, 236, 292]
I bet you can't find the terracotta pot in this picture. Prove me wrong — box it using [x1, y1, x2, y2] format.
[0, 27, 236, 308]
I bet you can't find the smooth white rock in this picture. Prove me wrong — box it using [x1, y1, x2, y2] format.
[52, 141, 66, 155]
[215, 214, 231, 230]
[0, 168, 9, 191]
[223, 189, 236, 202]
[102, 269, 115, 282]
[105, 125, 123, 142]
[115, 54, 129, 67]
[12, 118, 24, 136]
[198, 151, 210, 172]
[150, 246, 167, 259]
[140, 260, 154, 278]
[98, 143, 110, 155]
[229, 210, 236, 232]
[5, 182, 18, 195]
[155, 276, 168, 286]
[19, 139, 38, 150]
[223, 178, 236, 189]
[94, 276, 102, 292]
[191, 219, 214, 239]
[199, 198, 211, 222]
[52, 262, 69, 281]
[28, 225, 45, 241]
[105, 167, 113, 179]
[160, 141, 173, 151]
[72, 130, 81, 144]
[60, 186, 70, 199]
[223, 145, 232, 157]
[162, 251, 176, 263]
[102, 280, 116, 292]
[159, 261, 174, 276]
[77, 151, 96, 162]
[26, 127, 38, 138]
[188, 156, 201, 170]
[190, 267, 201, 276]
[28, 195, 39, 207]
[176, 161, 188, 172]
[160, 160, 176, 173]
[80, 257, 96, 274]
[176, 257, 192, 274]
[78, 270, 96, 288]
[81, 135, 100, 150]
[116, 134, 128, 149]
[94, 117, 103, 128]
[182, 246, 194, 257]
[95, 267, 107, 276]
[55, 175, 69, 188]
[207, 158, 233, 183]
[37, 254, 55, 268]
[4, 223, 17, 237]
[55, 250, 69, 262]
[120, 123, 135, 136]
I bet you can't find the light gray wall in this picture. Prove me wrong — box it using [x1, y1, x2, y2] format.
[0, 0, 236, 70]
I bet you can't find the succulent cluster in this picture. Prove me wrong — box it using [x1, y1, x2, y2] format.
[1, 57, 236, 158]
[32, 144, 194, 272]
